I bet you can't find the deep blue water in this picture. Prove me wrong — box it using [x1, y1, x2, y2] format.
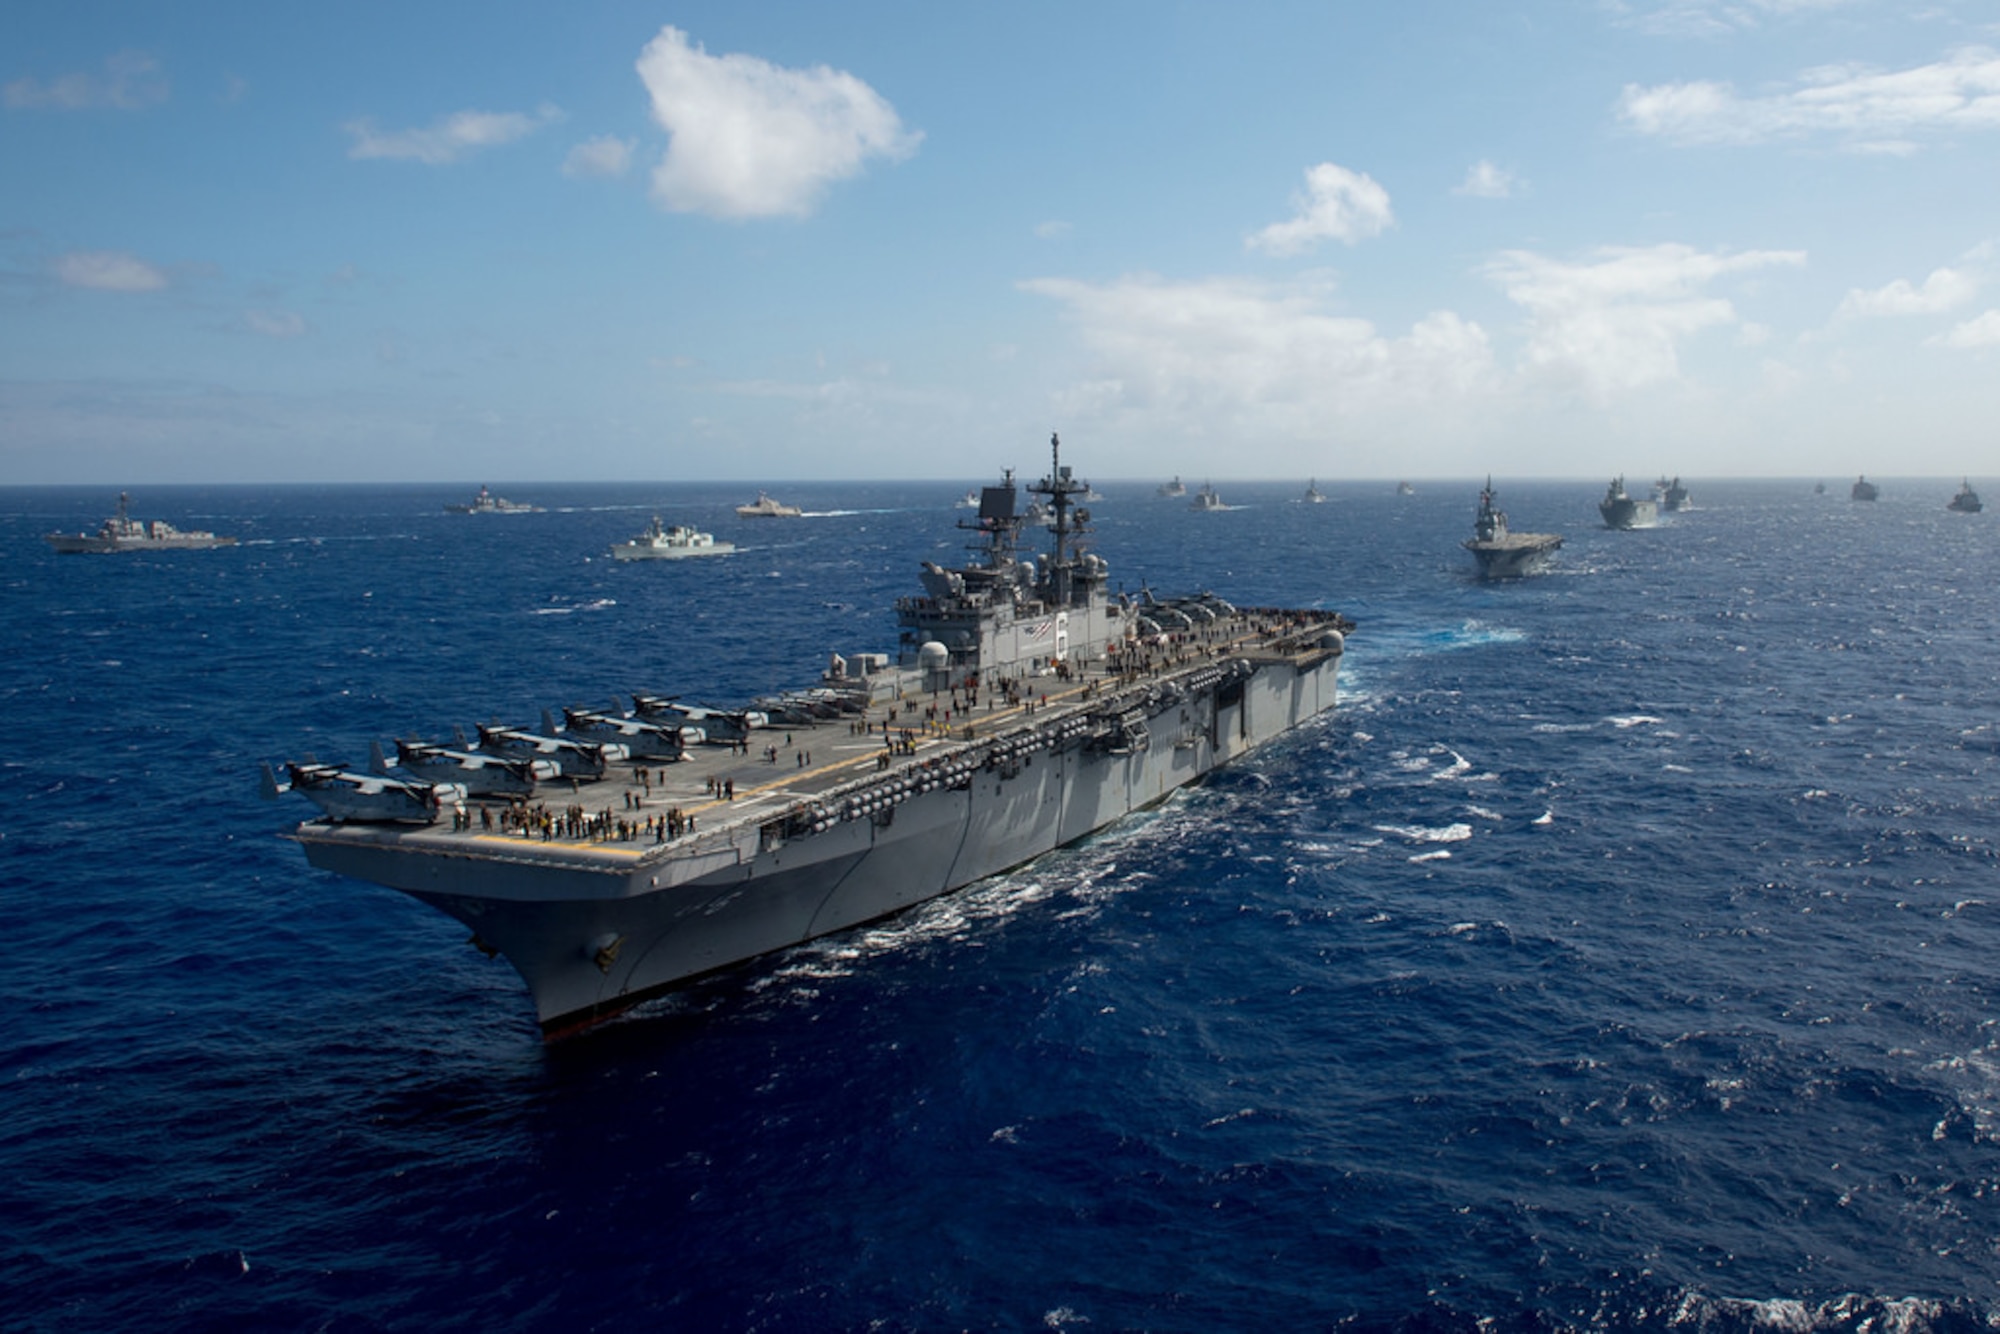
[4, 476, 1998, 1331]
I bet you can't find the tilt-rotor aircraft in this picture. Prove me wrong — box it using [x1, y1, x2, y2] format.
[260, 761, 465, 824]
[371, 740, 560, 797]
[554, 706, 699, 761]
[467, 724, 627, 780]
[628, 695, 768, 744]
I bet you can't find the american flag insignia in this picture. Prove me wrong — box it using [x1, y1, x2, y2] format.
[1030, 620, 1054, 641]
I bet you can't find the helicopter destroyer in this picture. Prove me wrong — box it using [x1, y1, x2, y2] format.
[276, 435, 1351, 1039]
[1462, 479, 1562, 579]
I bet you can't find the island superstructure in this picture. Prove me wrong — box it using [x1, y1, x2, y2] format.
[274, 435, 1351, 1039]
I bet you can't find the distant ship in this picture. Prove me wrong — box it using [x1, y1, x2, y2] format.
[1302, 480, 1326, 504]
[1654, 476, 1690, 511]
[609, 516, 736, 561]
[45, 492, 237, 553]
[272, 434, 1352, 1039]
[736, 491, 803, 518]
[1815, 481, 1827, 495]
[1599, 476, 1658, 530]
[446, 485, 542, 514]
[1397, 481, 1415, 495]
[1157, 476, 1186, 498]
[1462, 479, 1562, 579]
[1947, 479, 1982, 513]
[955, 489, 979, 509]
[1191, 483, 1226, 512]
[1851, 476, 1879, 502]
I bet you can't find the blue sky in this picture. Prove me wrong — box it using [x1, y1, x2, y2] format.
[4, 0, 1998, 484]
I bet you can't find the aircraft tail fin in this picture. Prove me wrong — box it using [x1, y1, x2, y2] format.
[259, 762, 287, 800]
[369, 740, 391, 776]
[541, 708, 559, 737]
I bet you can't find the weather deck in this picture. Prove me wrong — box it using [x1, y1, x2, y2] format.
[295, 608, 1347, 872]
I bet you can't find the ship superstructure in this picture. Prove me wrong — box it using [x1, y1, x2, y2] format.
[275, 435, 1351, 1039]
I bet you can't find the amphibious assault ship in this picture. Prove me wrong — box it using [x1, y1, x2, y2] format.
[273, 436, 1351, 1039]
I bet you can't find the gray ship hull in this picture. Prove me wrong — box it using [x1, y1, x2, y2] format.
[1599, 497, 1657, 530]
[295, 637, 1341, 1036]
[1465, 536, 1561, 579]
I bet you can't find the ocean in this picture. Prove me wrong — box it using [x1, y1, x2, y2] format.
[3, 475, 1996, 1331]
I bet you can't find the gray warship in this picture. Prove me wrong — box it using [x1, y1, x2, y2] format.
[1598, 476, 1658, 530]
[45, 492, 237, 553]
[274, 436, 1351, 1039]
[1462, 479, 1562, 578]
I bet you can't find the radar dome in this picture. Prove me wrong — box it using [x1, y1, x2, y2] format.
[918, 641, 949, 669]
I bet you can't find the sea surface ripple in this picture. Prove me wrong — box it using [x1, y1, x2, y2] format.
[2, 478, 1996, 1331]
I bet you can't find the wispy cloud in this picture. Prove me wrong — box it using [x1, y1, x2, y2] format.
[345, 106, 563, 164]
[5, 50, 168, 111]
[1247, 163, 1394, 256]
[1453, 160, 1519, 199]
[1613, 0, 1862, 39]
[636, 25, 921, 220]
[1619, 47, 2000, 149]
[563, 135, 635, 178]
[52, 250, 168, 291]
[1019, 272, 1494, 438]
[1482, 243, 1806, 395]
[1835, 267, 1977, 320]
[1034, 220, 1072, 240]
[1932, 310, 2000, 348]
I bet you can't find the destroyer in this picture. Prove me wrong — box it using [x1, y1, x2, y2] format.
[45, 492, 237, 553]
[1598, 476, 1658, 530]
[1947, 479, 1982, 513]
[271, 436, 1350, 1039]
[1463, 479, 1561, 578]
[446, 485, 543, 514]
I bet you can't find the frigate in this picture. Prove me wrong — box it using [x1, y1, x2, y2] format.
[1851, 476, 1880, 502]
[609, 515, 735, 561]
[1947, 479, 1982, 513]
[45, 492, 237, 553]
[1462, 479, 1562, 579]
[274, 436, 1351, 1039]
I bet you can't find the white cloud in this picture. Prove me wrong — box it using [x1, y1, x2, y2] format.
[1619, 47, 2000, 148]
[345, 106, 562, 164]
[4, 50, 168, 110]
[1933, 310, 2000, 348]
[563, 135, 634, 178]
[52, 250, 168, 291]
[1034, 220, 1072, 240]
[1019, 272, 1494, 438]
[1482, 243, 1805, 395]
[1454, 160, 1519, 199]
[1246, 163, 1394, 256]
[635, 25, 921, 219]
[245, 309, 307, 338]
[1835, 267, 1977, 319]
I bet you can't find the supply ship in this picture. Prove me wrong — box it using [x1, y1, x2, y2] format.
[272, 436, 1351, 1039]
